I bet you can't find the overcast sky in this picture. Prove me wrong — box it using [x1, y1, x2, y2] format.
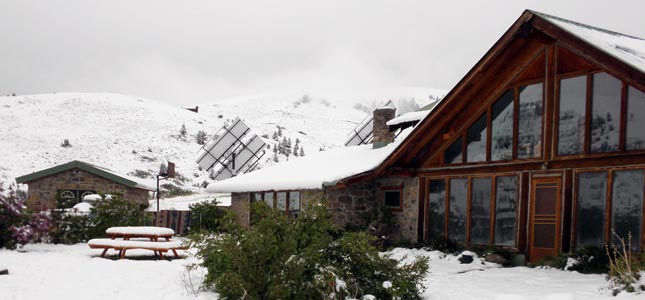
[1, 0, 644, 106]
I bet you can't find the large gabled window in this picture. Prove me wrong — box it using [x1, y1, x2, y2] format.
[556, 71, 645, 156]
[444, 82, 543, 165]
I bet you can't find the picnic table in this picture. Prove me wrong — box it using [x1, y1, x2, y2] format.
[88, 226, 187, 259]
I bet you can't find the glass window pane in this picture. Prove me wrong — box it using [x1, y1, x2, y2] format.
[491, 90, 514, 161]
[576, 172, 607, 247]
[428, 180, 446, 240]
[470, 178, 492, 244]
[495, 176, 517, 246]
[611, 169, 644, 252]
[558, 76, 587, 155]
[445, 136, 463, 164]
[384, 191, 401, 207]
[289, 191, 300, 216]
[252, 193, 263, 202]
[264, 192, 275, 208]
[627, 86, 645, 150]
[277, 192, 287, 211]
[449, 179, 468, 242]
[467, 114, 487, 163]
[591, 73, 621, 153]
[518, 83, 543, 159]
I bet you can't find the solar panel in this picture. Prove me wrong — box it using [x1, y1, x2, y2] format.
[197, 118, 266, 181]
[196, 118, 249, 171]
[344, 100, 394, 147]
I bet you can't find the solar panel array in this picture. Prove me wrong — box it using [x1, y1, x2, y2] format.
[196, 118, 266, 181]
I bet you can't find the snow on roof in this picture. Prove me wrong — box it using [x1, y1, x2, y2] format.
[146, 193, 231, 211]
[387, 110, 431, 127]
[536, 11, 645, 74]
[207, 128, 413, 193]
[90, 162, 157, 191]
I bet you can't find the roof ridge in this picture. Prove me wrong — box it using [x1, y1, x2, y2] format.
[528, 9, 645, 41]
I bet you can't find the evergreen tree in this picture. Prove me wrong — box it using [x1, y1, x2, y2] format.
[272, 131, 279, 141]
[277, 126, 283, 137]
[293, 144, 299, 157]
[196, 130, 208, 145]
[180, 124, 187, 137]
[299, 147, 305, 157]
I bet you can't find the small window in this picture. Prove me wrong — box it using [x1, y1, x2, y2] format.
[277, 192, 287, 212]
[576, 172, 607, 248]
[445, 136, 463, 164]
[466, 114, 487, 163]
[470, 178, 492, 244]
[590, 73, 621, 153]
[518, 83, 543, 159]
[289, 191, 301, 217]
[611, 169, 644, 252]
[427, 180, 446, 240]
[384, 190, 402, 210]
[626, 86, 645, 150]
[558, 75, 587, 155]
[449, 179, 468, 243]
[491, 90, 514, 161]
[264, 192, 274, 208]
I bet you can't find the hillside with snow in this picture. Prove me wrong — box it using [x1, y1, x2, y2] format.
[0, 88, 445, 193]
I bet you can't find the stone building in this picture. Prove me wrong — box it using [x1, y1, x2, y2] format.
[16, 160, 155, 211]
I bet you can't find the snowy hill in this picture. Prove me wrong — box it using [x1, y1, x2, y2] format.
[0, 87, 445, 193]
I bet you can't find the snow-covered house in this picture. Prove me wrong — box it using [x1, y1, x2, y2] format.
[209, 10, 645, 263]
[16, 160, 155, 211]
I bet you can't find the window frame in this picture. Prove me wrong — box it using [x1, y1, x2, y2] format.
[250, 190, 301, 216]
[442, 79, 545, 166]
[425, 174, 520, 248]
[554, 70, 643, 158]
[572, 166, 645, 251]
[382, 185, 404, 212]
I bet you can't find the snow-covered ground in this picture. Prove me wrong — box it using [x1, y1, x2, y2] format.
[1, 244, 638, 300]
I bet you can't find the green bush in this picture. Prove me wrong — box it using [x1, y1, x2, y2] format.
[90, 194, 151, 238]
[50, 193, 150, 243]
[188, 200, 236, 233]
[423, 236, 462, 254]
[193, 202, 429, 300]
[567, 245, 610, 274]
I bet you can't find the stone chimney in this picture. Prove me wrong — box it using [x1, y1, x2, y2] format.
[372, 107, 396, 149]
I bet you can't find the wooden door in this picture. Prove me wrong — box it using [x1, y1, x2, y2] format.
[529, 177, 562, 264]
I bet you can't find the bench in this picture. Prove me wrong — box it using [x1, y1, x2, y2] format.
[88, 226, 187, 259]
[88, 238, 188, 259]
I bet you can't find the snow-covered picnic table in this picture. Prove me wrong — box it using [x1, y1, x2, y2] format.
[88, 226, 186, 259]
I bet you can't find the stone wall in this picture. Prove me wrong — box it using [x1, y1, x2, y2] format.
[375, 176, 419, 242]
[25, 168, 151, 211]
[323, 180, 377, 229]
[230, 192, 252, 228]
[227, 176, 421, 243]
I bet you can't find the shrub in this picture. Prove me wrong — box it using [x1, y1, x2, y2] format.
[566, 245, 609, 274]
[188, 200, 236, 233]
[61, 139, 72, 148]
[0, 187, 51, 249]
[193, 203, 429, 300]
[50, 193, 150, 243]
[423, 236, 462, 254]
[606, 231, 644, 295]
[160, 183, 192, 198]
[90, 194, 151, 238]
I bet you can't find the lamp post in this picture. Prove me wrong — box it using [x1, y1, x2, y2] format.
[156, 162, 175, 212]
